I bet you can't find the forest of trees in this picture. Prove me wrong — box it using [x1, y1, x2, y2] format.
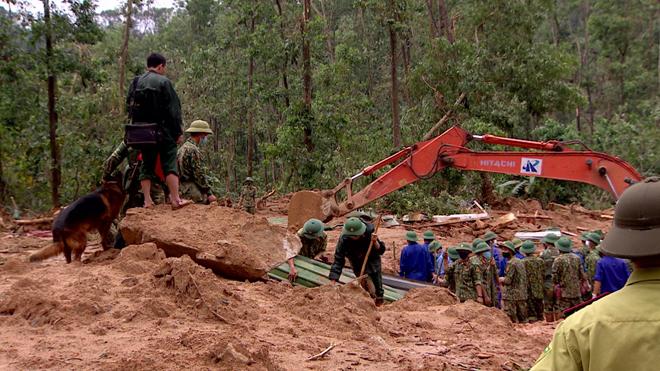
[0, 0, 658, 216]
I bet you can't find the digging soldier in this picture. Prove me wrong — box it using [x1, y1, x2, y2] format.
[521, 240, 545, 322]
[551, 237, 586, 319]
[238, 177, 257, 214]
[540, 233, 560, 322]
[329, 217, 387, 306]
[471, 242, 497, 307]
[499, 241, 529, 323]
[287, 218, 328, 281]
[177, 120, 217, 204]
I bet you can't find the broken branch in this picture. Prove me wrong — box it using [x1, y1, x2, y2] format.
[306, 343, 337, 361]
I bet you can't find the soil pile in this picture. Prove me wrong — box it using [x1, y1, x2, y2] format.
[385, 286, 458, 311]
[120, 205, 288, 281]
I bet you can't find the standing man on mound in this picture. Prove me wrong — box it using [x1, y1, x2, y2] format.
[329, 217, 386, 306]
[127, 52, 191, 210]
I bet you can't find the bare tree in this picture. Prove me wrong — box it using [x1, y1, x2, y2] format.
[118, 0, 133, 113]
[43, 0, 61, 208]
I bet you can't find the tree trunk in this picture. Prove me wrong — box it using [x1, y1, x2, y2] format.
[479, 173, 496, 206]
[301, 0, 313, 152]
[44, 0, 60, 208]
[119, 0, 133, 113]
[247, 14, 255, 177]
[389, 14, 401, 148]
[582, 0, 594, 132]
[274, 0, 290, 108]
[437, 0, 454, 43]
[425, 0, 439, 39]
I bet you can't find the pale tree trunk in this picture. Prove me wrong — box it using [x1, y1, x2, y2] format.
[44, 0, 60, 208]
[301, 0, 313, 152]
[247, 14, 255, 177]
[389, 8, 401, 148]
[274, 0, 290, 108]
[119, 0, 133, 113]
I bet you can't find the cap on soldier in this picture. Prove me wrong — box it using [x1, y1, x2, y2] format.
[473, 242, 490, 254]
[456, 243, 472, 252]
[601, 177, 660, 258]
[555, 237, 573, 253]
[428, 240, 442, 253]
[447, 247, 460, 260]
[579, 232, 590, 241]
[520, 240, 536, 254]
[542, 233, 561, 244]
[481, 231, 497, 242]
[185, 120, 213, 134]
[405, 231, 419, 242]
[586, 232, 601, 245]
[342, 217, 366, 237]
[472, 238, 485, 248]
[501, 241, 516, 254]
[302, 218, 324, 238]
[512, 238, 523, 248]
[423, 230, 435, 240]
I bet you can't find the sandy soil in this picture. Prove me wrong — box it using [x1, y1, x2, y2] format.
[0, 197, 612, 370]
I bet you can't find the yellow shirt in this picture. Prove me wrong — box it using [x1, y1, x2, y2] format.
[531, 267, 660, 371]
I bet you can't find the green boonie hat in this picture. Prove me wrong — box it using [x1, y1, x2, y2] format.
[481, 231, 497, 241]
[512, 238, 523, 248]
[447, 247, 459, 260]
[423, 230, 435, 240]
[473, 242, 490, 254]
[405, 231, 419, 242]
[302, 218, 324, 238]
[601, 177, 660, 258]
[428, 240, 442, 253]
[185, 119, 213, 134]
[501, 241, 516, 254]
[472, 238, 485, 248]
[456, 243, 472, 252]
[520, 240, 536, 254]
[542, 233, 561, 244]
[342, 217, 366, 237]
[555, 237, 573, 252]
[586, 232, 601, 245]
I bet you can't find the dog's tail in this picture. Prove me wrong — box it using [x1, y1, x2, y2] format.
[29, 242, 63, 262]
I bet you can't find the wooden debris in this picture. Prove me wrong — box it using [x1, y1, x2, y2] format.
[15, 217, 54, 225]
[306, 342, 337, 361]
[432, 212, 490, 225]
[561, 230, 577, 237]
[599, 214, 614, 220]
[488, 213, 517, 228]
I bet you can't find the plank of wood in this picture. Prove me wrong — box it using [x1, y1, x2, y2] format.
[15, 217, 54, 225]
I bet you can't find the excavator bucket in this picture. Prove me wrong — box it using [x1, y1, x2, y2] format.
[287, 190, 328, 230]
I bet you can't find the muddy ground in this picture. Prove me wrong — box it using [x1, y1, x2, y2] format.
[0, 197, 612, 370]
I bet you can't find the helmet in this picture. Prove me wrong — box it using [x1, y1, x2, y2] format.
[481, 231, 497, 242]
[512, 238, 523, 248]
[423, 230, 435, 240]
[428, 240, 442, 253]
[473, 242, 490, 254]
[185, 120, 213, 134]
[601, 177, 660, 258]
[579, 232, 590, 242]
[447, 247, 460, 260]
[542, 233, 561, 245]
[302, 218, 324, 238]
[456, 243, 472, 252]
[501, 241, 516, 254]
[342, 217, 366, 237]
[405, 231, 419, 242]
[586, 232, 601, 245]
[520, 240, 536, 254]
[472, 238, 485, 248]
[555, 237, 573, 253]
[244, 177, 254, 184]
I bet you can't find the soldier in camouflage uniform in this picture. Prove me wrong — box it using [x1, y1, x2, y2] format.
[470, 242, 497, 307]
[584, 232, 602, 285]
[453, 244, 478, 302]
[177, 120, 217, 204]
[499, 241, 529, 323]
[287, 218, 328, 281]
[239, 177, 257, 214]
[521, 240, 545, 322]
[540, 233, 560, 322]
[552, 237, 586, 318]
[444, 247, 460, 292]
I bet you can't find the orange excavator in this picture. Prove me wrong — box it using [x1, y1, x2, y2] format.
[287, 125, 643, 229]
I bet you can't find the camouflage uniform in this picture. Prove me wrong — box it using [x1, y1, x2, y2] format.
[523, 256, 545, 320]
[502, 257, 529, 323]
[446, 261, 457, 293]
[296, 228, 327, 258]
[469, 255, 497, 307]
[240, 184, 257, 214]
[454, 259, 477, 302]
[552, 252, 583, 313]
[177, 138, 213, 203]
[541, 246, 559, 313]
[585, 250, 601, 285]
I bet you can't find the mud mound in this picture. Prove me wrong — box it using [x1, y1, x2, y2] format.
[280, 284, 382, 338]
[0, 256, 31, 274]
[120, 205, 287, 281]
[153, 255, 258, 323]
[0, 278, 61, 326]
[444, 300, 514, 332]
[111, 243, 166, 275]
[385, 286, 458, 311]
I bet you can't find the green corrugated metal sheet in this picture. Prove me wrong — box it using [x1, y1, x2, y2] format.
[268, 255, 407, 302]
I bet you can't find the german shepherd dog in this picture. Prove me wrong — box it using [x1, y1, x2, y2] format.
[29, 175, 125, 263]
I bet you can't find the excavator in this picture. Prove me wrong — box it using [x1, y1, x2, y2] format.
[287, 125, 643, 229]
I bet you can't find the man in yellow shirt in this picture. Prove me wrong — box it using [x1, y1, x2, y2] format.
[531, 177, 660, 371]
